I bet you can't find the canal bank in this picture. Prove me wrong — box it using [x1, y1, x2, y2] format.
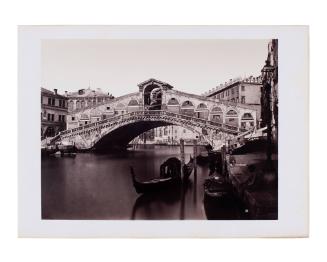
[225, 150, 278, 220]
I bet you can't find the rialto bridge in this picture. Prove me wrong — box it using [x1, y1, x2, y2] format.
[59, 79, 259, 151]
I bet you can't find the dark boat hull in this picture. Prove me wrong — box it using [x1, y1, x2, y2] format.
[182, 157, 194, 180]
[131, 167, 181, 194]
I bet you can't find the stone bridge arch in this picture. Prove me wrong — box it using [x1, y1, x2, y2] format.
[60, 110, 241, 151]
[62, 78, 259, 150]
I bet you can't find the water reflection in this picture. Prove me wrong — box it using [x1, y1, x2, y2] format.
[42, 145, 208, 220]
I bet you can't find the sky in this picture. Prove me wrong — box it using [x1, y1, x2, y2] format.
[41, 39, 269, 96]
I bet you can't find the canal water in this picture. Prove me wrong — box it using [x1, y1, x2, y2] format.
[42, 145, 242, 220]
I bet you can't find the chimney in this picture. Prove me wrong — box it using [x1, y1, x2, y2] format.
[65, 91, 68, 96]
[54, 89, 57, 95]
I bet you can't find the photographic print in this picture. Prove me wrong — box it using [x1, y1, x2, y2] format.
[19, 26, 308, 237]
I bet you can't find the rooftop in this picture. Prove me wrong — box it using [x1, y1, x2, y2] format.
[67, 87, 110, 97]
[202, 75, 262, 97]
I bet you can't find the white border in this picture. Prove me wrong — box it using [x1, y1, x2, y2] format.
[18, 26, 309, 238]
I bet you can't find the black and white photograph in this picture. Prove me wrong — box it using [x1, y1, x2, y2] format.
[40, 38, 278, 220]
[18, 25, 308, 237]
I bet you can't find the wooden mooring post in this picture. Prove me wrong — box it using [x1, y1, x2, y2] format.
[180, 138, 185, 167]
[221, 145, 226, 177]
[193, 139, 197, 176]
[179, 138, 185, 220]
[193, 139, 198, 204]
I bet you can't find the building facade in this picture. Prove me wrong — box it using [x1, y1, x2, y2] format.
[66, 87, 114, 113]
[203, 76, 262, 105]
[41, 88, 68, 139]
[132, 125, 199, 145]
[261, 39, 278, 139]
[203, 76, 262, 128]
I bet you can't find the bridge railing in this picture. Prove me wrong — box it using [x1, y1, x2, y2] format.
[59, 110, 250, 138]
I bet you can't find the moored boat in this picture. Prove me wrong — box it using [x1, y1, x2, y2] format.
[130, 167, 181, 194]
[204, 174, 233, 202]
[182, 156, 194, 180]
[131, 157, 182, 194]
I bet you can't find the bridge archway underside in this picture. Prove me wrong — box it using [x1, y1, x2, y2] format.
[60, 111, 243, 151]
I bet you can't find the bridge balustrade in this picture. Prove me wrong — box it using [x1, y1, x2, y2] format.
[60, 110, 251, 140]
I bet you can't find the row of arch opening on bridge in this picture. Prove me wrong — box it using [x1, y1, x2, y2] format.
[68, 97, 256, 130]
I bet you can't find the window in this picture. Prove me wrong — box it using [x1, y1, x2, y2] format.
[107, 106, 110, 110]
[72, 116, 75, 121]
[183, 129, 186, 133]
[241, 85, 245, 91]
[241, 96, 245, 103]
[51, 114, 54, 121]
[59, 100, 62, 107]
[231, 88, 234, 95]
[52, 98, 55, 106]
[48, 98, 51, 105]
[47, 113, 51, 121]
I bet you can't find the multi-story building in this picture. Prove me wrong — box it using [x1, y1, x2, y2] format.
[262, 39, 278, 140]
[203, 76, 262, 128]
[41, 88, 68, 139]
[133, 126, 200, 145]
[153, 126, 198, 144]
[203, 76, 262, 105]
[66, 87, 114, 113]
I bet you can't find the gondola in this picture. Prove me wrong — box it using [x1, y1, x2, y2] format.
[182, 156, 194, 180]
[203, 173, 242, 220]
[130, 157, 182, 194]
[204, 174, 233, 202]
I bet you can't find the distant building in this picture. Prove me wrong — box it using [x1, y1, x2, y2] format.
[203, 76, 262, 128]
[133, 126, 200, 145]
[153, 126, 199, 144]
[66, 87, 114, 113]
[41, 88, 68, 139]
[204, 76, 262, 105]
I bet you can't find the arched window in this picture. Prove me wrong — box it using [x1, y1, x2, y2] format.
[211, 106, 223, 113]
[225, 109, 239, 127]
[226, 109, 238, 116]
[210, 106, 223, 122]
[195, 103, 208, 119]
[241, 113, 254, 120]
[196, 103, 207, 110]
[128, 99, 139, 106]
[68, 100, 74, 111]
[181, 100, 194, 107]
[76, 100, 81, 110]
[167, 98, 179, 105]
[181, 101, 194, 117]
